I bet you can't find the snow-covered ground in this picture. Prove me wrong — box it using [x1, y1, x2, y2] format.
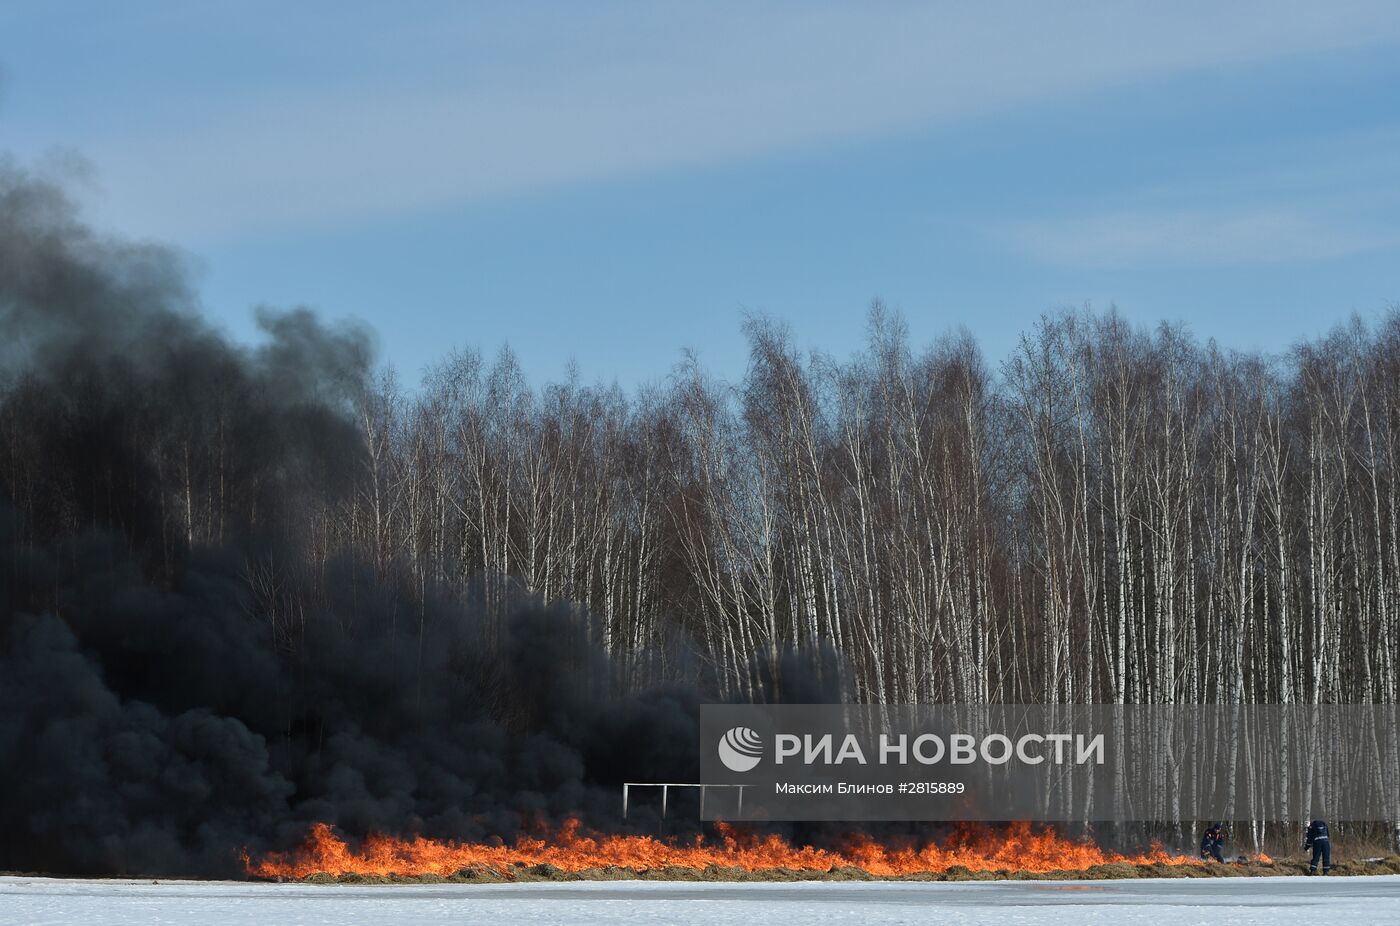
[3, 874, 1398, 925]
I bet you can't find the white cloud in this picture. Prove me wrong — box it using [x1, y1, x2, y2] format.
[15, 0, 1400, 240]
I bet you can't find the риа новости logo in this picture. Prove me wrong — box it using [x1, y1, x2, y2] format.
[718, 726, 764, 772]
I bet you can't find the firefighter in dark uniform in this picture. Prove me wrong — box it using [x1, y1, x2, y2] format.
[1304, 820, 1331, 875]
[1199, 823, 1225, 863]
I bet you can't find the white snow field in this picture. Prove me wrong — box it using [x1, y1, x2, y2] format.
[3, 874, 1399, 926]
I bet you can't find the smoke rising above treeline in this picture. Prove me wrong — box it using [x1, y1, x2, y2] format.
[0, 162, 705, 877]
[3, 160, 1398, 876]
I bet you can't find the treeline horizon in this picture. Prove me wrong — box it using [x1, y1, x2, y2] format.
[21, 288, 1394, 710]
[337, 304, 1400, 709]
[4, 160, 1395, 710]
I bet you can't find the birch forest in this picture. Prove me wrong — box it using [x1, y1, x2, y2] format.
[303, 305, 1400, 710]
[9, 286, 1398, 714]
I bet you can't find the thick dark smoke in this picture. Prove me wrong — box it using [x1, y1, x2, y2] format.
[0, 161, 709, 877]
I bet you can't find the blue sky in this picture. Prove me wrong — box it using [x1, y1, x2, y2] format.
[2, 1, 1398, 386]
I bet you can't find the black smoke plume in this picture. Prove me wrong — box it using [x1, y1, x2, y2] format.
[0, 161, 715, 877]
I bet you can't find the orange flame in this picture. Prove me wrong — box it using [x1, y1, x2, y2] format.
[245, 820, 1196, 879]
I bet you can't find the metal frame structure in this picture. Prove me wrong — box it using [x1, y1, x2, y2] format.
[621, 782, 747, 820]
